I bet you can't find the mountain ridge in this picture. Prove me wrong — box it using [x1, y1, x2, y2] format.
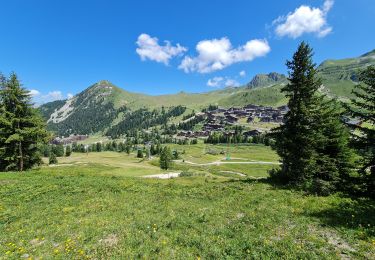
[40, 48, 375, 136]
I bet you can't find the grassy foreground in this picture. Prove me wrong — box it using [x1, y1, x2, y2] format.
[1, 163, 374, 259]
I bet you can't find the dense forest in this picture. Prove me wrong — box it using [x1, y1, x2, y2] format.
[106, 106, 186, 138]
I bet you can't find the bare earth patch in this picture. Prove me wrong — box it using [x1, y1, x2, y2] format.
[99, 234, 119, 247]
[142, 172, 181, 179]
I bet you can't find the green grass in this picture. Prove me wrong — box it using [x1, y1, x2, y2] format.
[47, 151, 165, 177]
[1, 165, 374, 259]
[169, 143, 279, 164]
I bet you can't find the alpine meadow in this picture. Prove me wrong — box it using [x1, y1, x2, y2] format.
[1, 1, 374, 259]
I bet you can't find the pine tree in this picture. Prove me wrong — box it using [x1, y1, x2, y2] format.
[0, 73, 49, 171]
[125, 144, 131, 155]
[65, 145, 72, 157]
[271, 42, 354, 194]
[271, 42, 320, 184]
[52, 144, 64, 157]
[346, 66, 375, 197]
[49, 152, 58, 165]
[310, 98, 355, 194]
[137, 149, 144, 158]
[159, 146, 173, 170]
[96, 142, 102, 152]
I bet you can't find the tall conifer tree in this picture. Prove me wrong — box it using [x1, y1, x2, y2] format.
[346, 66, 375, 197]
[272, 42, 354, 194]
[0, 73, 49, 171]
[272, 42, 320, 184]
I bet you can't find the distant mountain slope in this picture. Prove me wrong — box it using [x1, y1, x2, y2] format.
[219, 84, 287, 107]
[316, 49, 375, 99]
[247, 72, 287, 89]
[40, 48, 374, 136]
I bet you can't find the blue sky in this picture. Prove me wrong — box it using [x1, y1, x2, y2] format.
[0, 0, 374, 103]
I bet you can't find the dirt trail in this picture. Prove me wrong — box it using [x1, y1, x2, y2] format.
[179, 160, 280, 166]
[142, 172, 181, 179]
[220, 171, 247, 177]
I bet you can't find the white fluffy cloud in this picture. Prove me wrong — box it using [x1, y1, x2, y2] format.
[29, 89, 40, 96]
[239, 70, 246, 77]
[207, 76, 240, 88]
[29, 90, 72, 106]
[273, 0, 334, 38]
[179, 37, 270, 73]
[44, 91, 63, 101]
[136, 33, 187, 65]
[224, 79, 240, 87]
[207, 77, 224, 87]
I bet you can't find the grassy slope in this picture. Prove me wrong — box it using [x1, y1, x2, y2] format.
[1, 164, 374, 259]
[218, 84, 287, 107]
[317, 50, 375, 99]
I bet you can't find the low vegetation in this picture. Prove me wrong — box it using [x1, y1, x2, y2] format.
[1, 165, 374, 259]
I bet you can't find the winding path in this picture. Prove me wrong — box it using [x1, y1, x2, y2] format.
[177, 160, 281, 166]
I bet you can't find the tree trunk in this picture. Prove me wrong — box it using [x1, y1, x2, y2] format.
[19, 141, 23, 171]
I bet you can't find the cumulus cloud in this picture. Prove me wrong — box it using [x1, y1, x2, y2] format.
[239, 70, 246, 77]
[224, 79, 240, 87]
[179, 37, 270, 73]
[29, 89, 40, 96]
[44, 91, 63, 101]
[136, 33, 187, 65]
[273, 0, 334, 38]
[29, 90, 72, 106]
[207, 77, 224, 87]
[207, 76, 240, 88]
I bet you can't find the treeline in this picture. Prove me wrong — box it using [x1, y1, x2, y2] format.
[106, 106, 186, 138]
[205, 132, 271, 146]
[270, 42, 374, 198]
[41, 136, 198, 157]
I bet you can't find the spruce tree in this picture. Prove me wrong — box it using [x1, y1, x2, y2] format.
[310, 98, 355, 194]
[159, 146, 172, 170]
[272, 42, 320, 184]
[0, 73, 49, 171]
[346, 66, 375, 197]
[271, 42, 354, 194]
[96, 142, 102, 152]
[65, 145, 72, 157]
[49, 152, 58, 164]
[137, 149, 143, 158]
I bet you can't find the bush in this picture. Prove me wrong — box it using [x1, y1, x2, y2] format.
[268, 168, 287, 184]
[137, 149, 144, 158]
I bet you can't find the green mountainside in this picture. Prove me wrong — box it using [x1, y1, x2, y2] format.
[246, 72, 287, 89]
[317, 49, 375, 99]
[40, 49, 374, 136]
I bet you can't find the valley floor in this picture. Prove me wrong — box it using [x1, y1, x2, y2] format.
[1, 145, 374, 259]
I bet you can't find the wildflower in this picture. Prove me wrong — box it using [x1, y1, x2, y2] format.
[54, 249, 59, 254]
